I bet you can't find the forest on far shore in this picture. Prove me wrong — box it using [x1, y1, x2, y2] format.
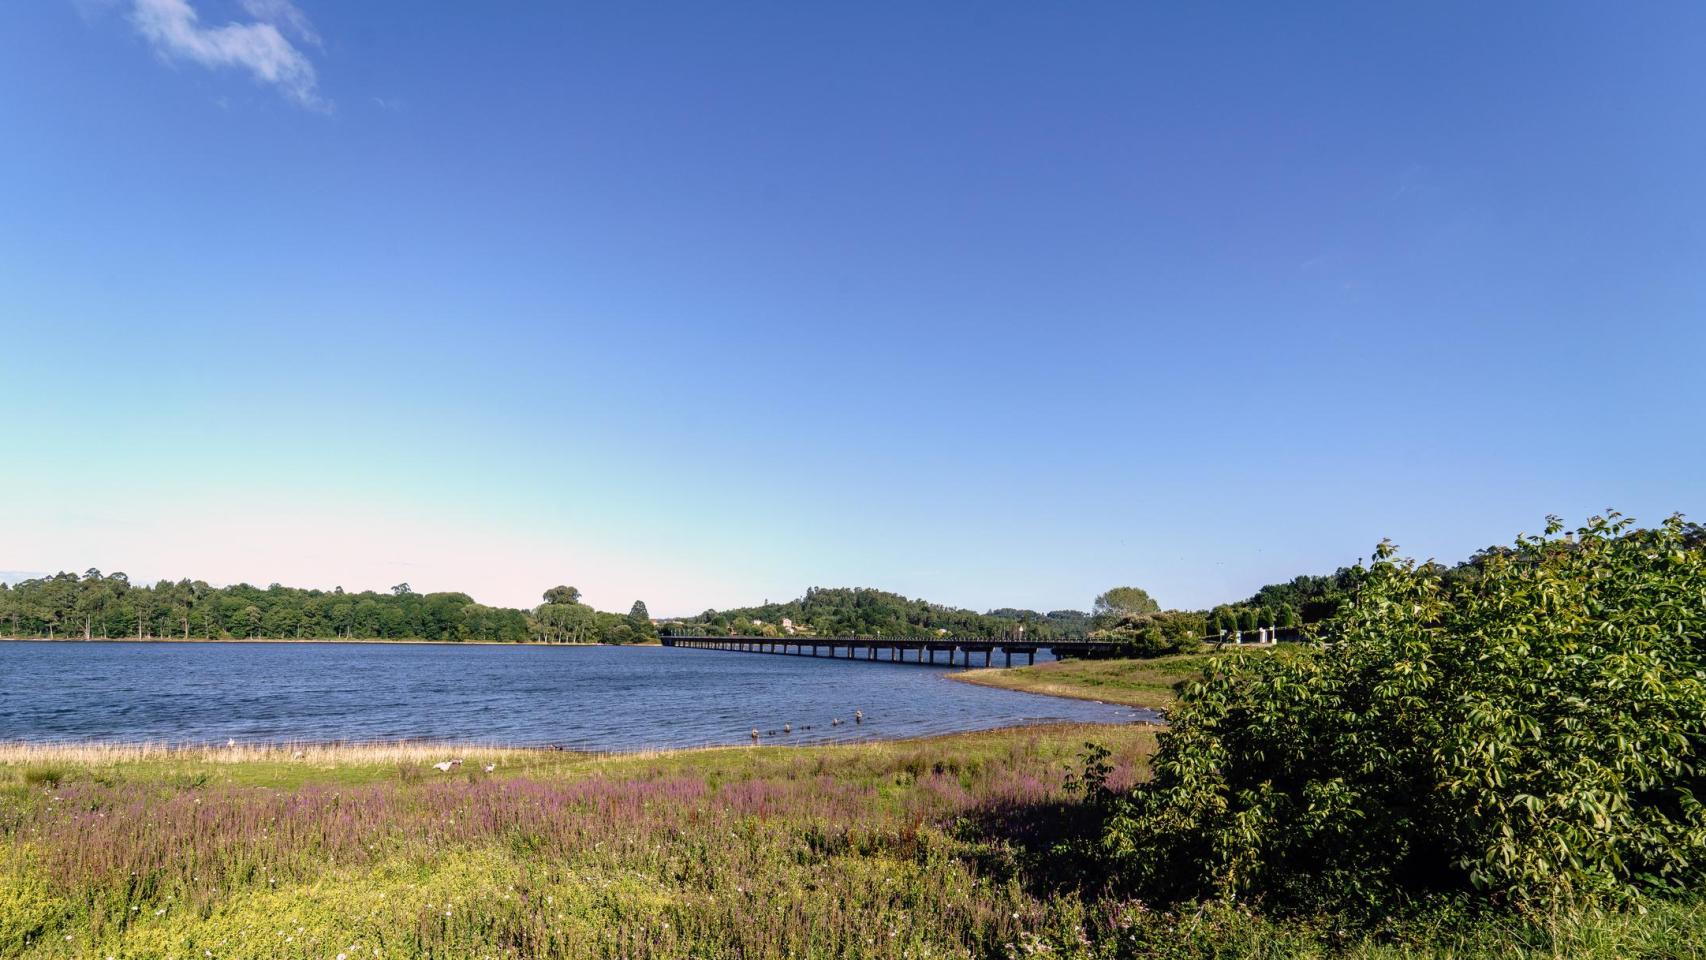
[0, 575, 657, 645]
[9, 519, 1698, 648]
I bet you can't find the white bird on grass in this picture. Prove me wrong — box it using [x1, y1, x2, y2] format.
[483, 763, 496, 773]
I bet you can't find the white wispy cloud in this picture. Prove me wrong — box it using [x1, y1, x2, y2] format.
[130, 0, 325, 109]
[239, 0, 319, 47]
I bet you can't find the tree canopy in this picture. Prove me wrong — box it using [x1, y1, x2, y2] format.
[1092, 586, 1160, 620]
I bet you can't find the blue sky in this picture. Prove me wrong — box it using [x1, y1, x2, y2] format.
[2, 1, 1702, 615]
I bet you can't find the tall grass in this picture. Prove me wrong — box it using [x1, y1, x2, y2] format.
[0, 740, 542, 767]
[1, 725, 1699, 958]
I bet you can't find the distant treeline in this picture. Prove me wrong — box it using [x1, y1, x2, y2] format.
[668, 587, 1091, 640]
[18, 522, 1698, 648]
[0, 572, 656, 645]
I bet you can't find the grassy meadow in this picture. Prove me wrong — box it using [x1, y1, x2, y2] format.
[3, 727, 1153, 959]
[952, 648, 1281, 711]
[3, 718, 1702, 959]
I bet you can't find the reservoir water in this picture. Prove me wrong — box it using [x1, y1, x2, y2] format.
[0, 640, 1146, 750]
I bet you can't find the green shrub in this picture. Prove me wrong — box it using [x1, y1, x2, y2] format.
[1104, 513, 1706, 911]
[1090, 610, 1206, 658]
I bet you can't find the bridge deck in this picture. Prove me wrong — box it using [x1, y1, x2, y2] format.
[661, 634, 1120, 667]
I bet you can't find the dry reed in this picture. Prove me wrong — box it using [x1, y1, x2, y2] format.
[0, 739, 552, 766]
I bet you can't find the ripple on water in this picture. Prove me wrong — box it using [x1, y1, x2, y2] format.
[0, 641, 1147, 749]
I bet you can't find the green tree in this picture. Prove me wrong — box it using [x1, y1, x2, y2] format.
[1105, 513, 1706, 910]
[1093, 586, 1161, 620]
[618, 602, 658, 644]
[543, 585, 582, 605]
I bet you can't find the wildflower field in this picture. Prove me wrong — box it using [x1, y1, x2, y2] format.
[2, 725, 1702, 959]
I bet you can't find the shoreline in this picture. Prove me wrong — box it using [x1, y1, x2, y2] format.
[947, 665, 1129, 705]
[939, 667, 1173, 714]
[0, 720, 1141, 764]
[942, 652, 1243, 711]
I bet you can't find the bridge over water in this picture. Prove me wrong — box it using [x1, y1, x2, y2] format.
[661, 634, 1123, 668]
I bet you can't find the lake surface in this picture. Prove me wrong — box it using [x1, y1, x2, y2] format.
[0, 641, 1147, 750]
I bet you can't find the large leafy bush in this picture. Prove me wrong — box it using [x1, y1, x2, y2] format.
[1090, 610, 1207, 658]
[1107, 513, 1706, 910]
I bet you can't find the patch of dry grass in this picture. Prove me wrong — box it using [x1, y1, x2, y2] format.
[0, 739, 549, 767]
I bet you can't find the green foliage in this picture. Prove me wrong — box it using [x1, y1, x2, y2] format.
[1094, 585, 1161, 621]
[532, 592, 598, 643]
[542, 585, 583, 605]
[1045, 608, 1095, 633]
[0, 572, 654, 645]
[1103, 513, 1706, 911]
[1240, 568, 1366, 624]
[1090, 610, 1206, 658]
[532, 593, 656, 644]
[0, 572, 531, 642]
[679, 586, 1075, 639]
